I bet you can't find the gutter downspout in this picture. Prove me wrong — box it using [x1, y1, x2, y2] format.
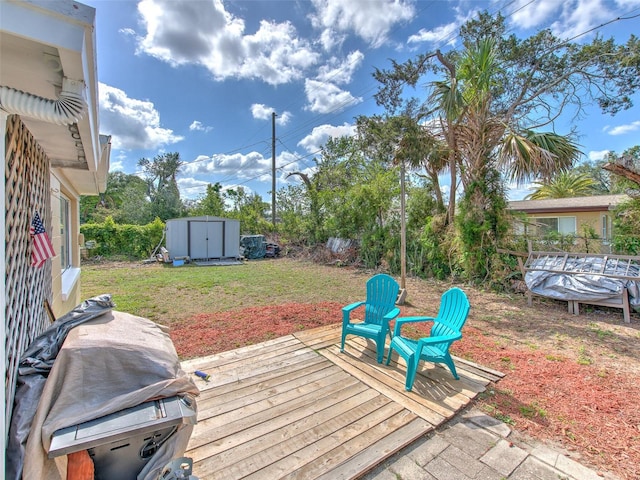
[0, 77, 86, 125]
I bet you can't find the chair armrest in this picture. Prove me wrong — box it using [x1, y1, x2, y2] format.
[343, 301, 365, 313]
[383, 308, 401, 337]
[342, 301, 365, 325]
[392, 316, 435, 336]
[383, 308, 401, 322]
[417, 332, 462, 347]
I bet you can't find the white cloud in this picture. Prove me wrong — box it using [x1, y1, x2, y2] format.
[98, 82, 183, 151]
[108, 156, 125, 172]
[277, 111, 293, 126]
[280, 152, 317, 186]
[119, 27, 136, 37]
[251, 104, 293, 126]
[136, 0, 319, 85]
[588, 150, 611, 161]
[606, 120, 640, 136]
[177, 177, 211, 198]
[177, 175, 255, 200]
[507, 0, 630, 38]
[189, 120, 213, 132]
[304, 80, 362, 114]
[509, 0, 563, 30]
[550, 0, 613, 40]
[297, 123, 356, 153]
[251, 103, 275, 120]
[310, 0, 415, 48]
[277, 150, 308, 177]
[407, 7, 477, 47]
[408, 22, 458, 46]
[507, 184, 533, 201]
[181, 147, 315, 197]
[316, 51, 364, 85]
[318, 28, 346, 51]
[182, 151, 270, 180]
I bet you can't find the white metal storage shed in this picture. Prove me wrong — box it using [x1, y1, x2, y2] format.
[165, 216, 240, 261]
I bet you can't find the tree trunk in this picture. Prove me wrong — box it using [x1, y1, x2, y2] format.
[603, 162, 640, 186]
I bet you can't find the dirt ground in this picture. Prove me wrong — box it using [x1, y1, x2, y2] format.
[170, 274, 640, 480]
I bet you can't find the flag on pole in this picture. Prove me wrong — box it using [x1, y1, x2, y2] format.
[30, 211, 55, 267]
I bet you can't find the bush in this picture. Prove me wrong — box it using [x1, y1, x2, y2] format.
[81, 217, 165, 259]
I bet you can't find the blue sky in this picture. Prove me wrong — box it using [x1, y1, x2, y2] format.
[84, 0, 640, 202]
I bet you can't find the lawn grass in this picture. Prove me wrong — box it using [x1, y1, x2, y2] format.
[81, 258, 370, 324]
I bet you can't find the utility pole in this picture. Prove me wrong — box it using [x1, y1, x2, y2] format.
[397, 158, 407, 305]
[272, 111, 277, 226]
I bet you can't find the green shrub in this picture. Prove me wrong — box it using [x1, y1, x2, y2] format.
[81, 217, 165, 259]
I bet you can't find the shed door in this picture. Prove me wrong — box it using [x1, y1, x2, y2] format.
[189, 221, 223, 259]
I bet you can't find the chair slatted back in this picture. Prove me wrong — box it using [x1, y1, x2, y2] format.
[364, 274, 400, 326]
[430, 288, 470, 350]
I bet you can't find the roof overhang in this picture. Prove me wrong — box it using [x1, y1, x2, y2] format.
[0, 0, 109, 195]
[508, 195, 629, 215]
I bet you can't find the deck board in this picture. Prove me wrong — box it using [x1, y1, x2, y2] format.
[183, 323, 502, 479]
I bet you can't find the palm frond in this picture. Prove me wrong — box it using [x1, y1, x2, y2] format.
[499, 130, 581, 184]
[525, 171, 597, 199]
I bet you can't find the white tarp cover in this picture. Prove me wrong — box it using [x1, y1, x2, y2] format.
[525, 256, 640, 308]
[17, 301, 199, 480]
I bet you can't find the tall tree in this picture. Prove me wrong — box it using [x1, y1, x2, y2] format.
[372, 12, 638, 280]
[191, 182, 226, 217]
[80, 172, 150, 224]
[225, 187, 272, 234]
[357, 112, 448, 213]
[375, 12, 638, 207]
[138, 152, 184, 221]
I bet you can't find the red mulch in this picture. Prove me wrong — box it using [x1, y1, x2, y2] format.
[170, 302, 639, 480]
[454, 326, 640, 480]
[170, 302, 359, 358]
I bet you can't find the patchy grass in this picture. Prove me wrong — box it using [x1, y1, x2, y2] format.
[81, 258, 369, 324]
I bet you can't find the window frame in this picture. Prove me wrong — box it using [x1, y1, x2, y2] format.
[535, 216, 577, 235]
[59, 193, 72, 272]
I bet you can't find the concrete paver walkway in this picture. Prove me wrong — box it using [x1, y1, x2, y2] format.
[362, 407, 619, 480]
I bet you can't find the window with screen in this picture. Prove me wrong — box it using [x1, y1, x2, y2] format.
[536, 216, 576, 235]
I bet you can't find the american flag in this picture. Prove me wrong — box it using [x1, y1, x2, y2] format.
[30, 211, 55, 267]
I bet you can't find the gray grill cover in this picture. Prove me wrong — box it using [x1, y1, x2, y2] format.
[7, 295, 199, 480]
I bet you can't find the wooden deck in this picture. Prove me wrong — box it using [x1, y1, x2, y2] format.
[180, 324, 503, 480]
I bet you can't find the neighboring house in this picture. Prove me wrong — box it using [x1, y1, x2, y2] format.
[508, 194, 629, 248]
[1, 0, 110, 466]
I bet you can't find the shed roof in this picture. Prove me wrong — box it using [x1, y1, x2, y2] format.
[166, 216, 239, 222]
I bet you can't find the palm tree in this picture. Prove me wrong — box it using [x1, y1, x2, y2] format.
[427, 38, 582, 279]
[525, 171, 597, 199]
[428, 38, 582, 210]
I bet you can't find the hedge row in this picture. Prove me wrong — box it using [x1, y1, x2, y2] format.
[80, 216, 165, 259]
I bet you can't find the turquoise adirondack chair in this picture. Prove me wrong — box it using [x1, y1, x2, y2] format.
[386, 287, 470, 391]
[340, 274, 400, 363]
